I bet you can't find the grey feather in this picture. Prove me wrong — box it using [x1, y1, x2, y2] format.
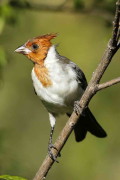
[56, 50, 88, 90]
[69, 62, 88, 90]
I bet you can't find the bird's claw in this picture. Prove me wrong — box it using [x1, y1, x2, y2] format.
[74, 101, 85, 116]
[48, 143, 59, 163]
[74, 101, 82, 115]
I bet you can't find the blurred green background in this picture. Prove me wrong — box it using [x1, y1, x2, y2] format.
[0, 0, 120, 180]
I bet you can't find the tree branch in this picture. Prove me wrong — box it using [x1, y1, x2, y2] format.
[111, 1, 120, 47]
[97, 77, 120, 91]
[33, 1, 120, 180]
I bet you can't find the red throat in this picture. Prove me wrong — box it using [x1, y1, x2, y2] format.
[34, 64, 52, 87]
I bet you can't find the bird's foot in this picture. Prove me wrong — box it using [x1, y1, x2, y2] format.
[48, 143, 60, 163]
[74, 101, 85, 116]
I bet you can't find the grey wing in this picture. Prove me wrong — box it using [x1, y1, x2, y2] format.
[70, 62, 88, 90]
[57, 53, 88, 90]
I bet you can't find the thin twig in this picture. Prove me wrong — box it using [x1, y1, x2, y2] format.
[97, 77, 120, 91]
[33, 1, 120, 180]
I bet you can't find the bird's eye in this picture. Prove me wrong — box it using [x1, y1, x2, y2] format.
[32, 44, 39, 50]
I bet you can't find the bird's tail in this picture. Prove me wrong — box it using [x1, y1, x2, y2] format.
[67, 108, 107, 142]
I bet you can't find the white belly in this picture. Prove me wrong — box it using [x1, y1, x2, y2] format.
[31, 65, 83, 114]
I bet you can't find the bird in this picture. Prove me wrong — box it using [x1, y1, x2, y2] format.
[15, 33, 107, 162]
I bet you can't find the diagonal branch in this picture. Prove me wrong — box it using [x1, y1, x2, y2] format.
[110, 1, 120, 47]
[33, 1, 120, 180]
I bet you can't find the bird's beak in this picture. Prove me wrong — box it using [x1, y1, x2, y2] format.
[15, 45, 31, 55]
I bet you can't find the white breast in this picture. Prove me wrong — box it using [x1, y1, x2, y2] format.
[31, 46, 83, 114]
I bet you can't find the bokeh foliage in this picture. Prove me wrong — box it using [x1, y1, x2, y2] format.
[0, 0, 116, 73]
[74, 0, 116, 12]
[0, 0, 17, 72]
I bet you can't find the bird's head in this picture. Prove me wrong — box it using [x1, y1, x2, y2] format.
[15, 33, 57, 65]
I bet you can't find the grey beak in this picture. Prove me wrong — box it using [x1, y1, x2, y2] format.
[15, 45, 31, 54]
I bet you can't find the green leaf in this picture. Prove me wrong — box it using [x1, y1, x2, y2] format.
[0, 175, 27, 180]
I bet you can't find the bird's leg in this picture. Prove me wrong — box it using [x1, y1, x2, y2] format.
[48, 126, 59, 163]
[48, 113, 59, 162]
[74, 100, 86, 116]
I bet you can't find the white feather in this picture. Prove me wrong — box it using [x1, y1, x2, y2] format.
[49, 113, 56, 127]
[31, 45, 83, 114]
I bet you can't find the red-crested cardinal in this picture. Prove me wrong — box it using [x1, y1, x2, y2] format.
[15, 33, 107, 162]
